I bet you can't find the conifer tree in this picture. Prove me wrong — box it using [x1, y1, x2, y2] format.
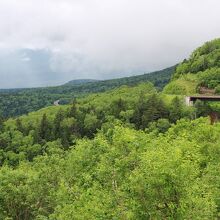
[0, 113, 4, 132]
[39, 113, 50, 141]
[54, 110, 64, 139]
[15, 118, 24, 133]
[68, 100, 77, 117]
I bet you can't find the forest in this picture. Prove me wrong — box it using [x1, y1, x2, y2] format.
[0, 39, 220, 219]
[164, 38, 220, 95]
[0, 66, 175, 118]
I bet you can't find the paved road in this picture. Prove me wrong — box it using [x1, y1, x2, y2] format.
[54, 100, 60, 106]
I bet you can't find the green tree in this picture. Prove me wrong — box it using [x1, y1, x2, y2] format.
[141, 94, 168, 128]
[84, 113, 100, 137]
[39, 114, 51, 141]
[0, 113, 4, 132]
[68, 100, 77, 117]
[148, 118, 171, 133]
[169, 96, 183, 123]
[53, 109, 64, 139]
[194, 100, 212, 117]
[110, 98, 126, 118]
[16, 118, 24, 133]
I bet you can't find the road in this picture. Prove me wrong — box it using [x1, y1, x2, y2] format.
[54, 100, 60, 106]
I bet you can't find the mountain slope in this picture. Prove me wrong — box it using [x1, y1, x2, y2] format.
[164, 38, 220, 95]
[64, 79, 99, 86]
[0, 66, 175, 118]
[2, 41, 220, 219]
[1, 78, 220, 219]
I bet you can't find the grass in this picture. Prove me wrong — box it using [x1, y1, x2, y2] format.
[163, 74, 199, 95]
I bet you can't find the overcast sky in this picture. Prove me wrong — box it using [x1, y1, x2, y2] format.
[0, 0, 220, 88]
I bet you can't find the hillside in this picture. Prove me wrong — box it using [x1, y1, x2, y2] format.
[163, 38, 220, 95]
[1, 77, 220, 219]
[2, 39, 220, 219]
[0, 65, 175, 118]
[64, 79, 99, 86]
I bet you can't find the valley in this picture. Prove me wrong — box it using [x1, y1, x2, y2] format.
[0, 39, 220, 219]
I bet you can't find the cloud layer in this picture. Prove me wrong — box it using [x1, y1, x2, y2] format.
[0, 0, 220, 88]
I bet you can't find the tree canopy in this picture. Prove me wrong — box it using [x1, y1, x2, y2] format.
[1, 39, 220, 219]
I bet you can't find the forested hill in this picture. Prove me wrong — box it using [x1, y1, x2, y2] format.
[164, 38, 220, 95]
[1, 80, 220, 218]
[0, 65, 175, 118]
[2, 38, 220, 218]
[64, 79, 99, 86]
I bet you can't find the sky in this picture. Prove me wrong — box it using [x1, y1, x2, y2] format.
[0, 0, 220, 88]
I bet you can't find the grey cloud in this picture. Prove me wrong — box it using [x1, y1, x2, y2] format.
[0, 0, 220, 88]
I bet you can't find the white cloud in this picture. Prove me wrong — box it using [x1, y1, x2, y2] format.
[0, 0, 220, 87]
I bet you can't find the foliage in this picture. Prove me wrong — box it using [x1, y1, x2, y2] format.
[0, 66, 175, 118]
[1, 39, 220, 219]
[0, 83, 195, 166]
[165, 38, 220, 94]
[163, 74, 198, 95]
[173, 38, 220, 78]
[0, 119, 220, 219]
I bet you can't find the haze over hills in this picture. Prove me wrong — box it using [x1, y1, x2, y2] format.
[0, 47, 177, 89]
[1, 37, 220, 119]
[1, 0, 220, 218]
[64, 79, 99, 86]
[0, 0, 220, 89]
[0, 48, 101, 88]
[1, 38, 220, 219]
[0, 65, 175, 118]
[0, 49, 57, 88]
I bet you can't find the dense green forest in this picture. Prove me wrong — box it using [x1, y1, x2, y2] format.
[164, 38, 220, 95]
[1, 39, 220, 219]
[0, 66, 175, 118]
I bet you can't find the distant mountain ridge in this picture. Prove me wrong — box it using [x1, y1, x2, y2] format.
[63, 65, 176, 91]
[0, 65, 176, 117]
[64, 79, 99, 86]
